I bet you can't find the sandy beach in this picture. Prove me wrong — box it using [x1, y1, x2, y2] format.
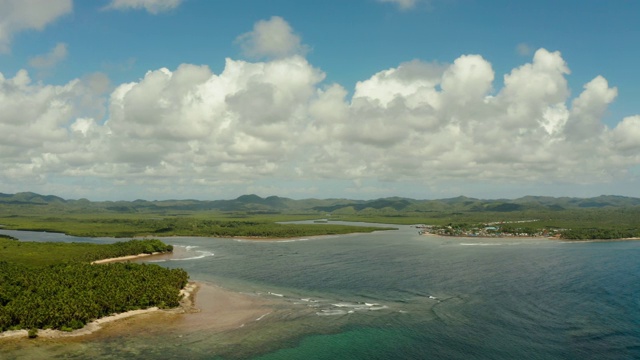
[91, 252, 164, 264]
[0, 279, 277, 341]
[0, 281, 198, 340]
[172, 281, 277, 332]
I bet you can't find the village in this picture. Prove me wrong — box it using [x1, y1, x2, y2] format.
[416, 220, 563, 238]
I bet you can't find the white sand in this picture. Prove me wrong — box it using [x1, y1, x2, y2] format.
[91, 252, 162, 264]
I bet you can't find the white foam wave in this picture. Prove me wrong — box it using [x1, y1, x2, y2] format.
[256, 312, 270, 321]
[460, 243, 502, 246]
[332, 302, 364, 308]
[330, 302, 389, 312]
[274, 238, 313, 243]
[170, 251, 215, 261]
[316, 310, 348, 316]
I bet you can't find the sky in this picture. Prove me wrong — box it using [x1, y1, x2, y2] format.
[1, 0, 639, 201]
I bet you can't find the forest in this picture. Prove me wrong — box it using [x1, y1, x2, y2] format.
[0, 236, 187, 335]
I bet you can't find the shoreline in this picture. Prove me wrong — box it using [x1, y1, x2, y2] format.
[0, 281, 199, 340]
[557, 237, 640, 243]
[420, 232, 640, 242]
[232, 234, 330, 242]
[420, 232, 554, 240]
[91, 251, 165, 264]
[231, 229, 393, 242]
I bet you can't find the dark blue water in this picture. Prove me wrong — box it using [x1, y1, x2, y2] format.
[2, 225, 640, 359]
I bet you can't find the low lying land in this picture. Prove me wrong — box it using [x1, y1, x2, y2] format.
[0, 216, 393, 239]
[1, 192, 639, 240]
[0, 236, 174, 266]
[0, 236, 187, 337]
[0, 281, 198, 340]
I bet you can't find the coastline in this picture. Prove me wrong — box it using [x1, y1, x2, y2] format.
[0, 279, 279, 341]
[0, 245, 279, 341]
[0, 281, 199, 340]
[91, 251, 165, 264]
[420, 232, 554, 240]
[232, 234, 328, 242]
[420, 232, 640, 242]
[557, 237, 640, 243]
[231, 230, 387, 242]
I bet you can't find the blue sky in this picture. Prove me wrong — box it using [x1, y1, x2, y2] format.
[1, 0, 639, 201]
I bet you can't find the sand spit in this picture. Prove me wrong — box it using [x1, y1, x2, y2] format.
[91, 252, 164, 264]
[176, 282, 276, 332]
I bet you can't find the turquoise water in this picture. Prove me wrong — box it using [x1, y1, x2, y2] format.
[2, 224, 640, 359]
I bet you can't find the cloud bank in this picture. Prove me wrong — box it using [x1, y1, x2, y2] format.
[1, 17, 639, 199]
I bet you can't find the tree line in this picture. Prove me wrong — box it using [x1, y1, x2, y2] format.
[560, 228, 640, 240]
[0, 216, 393, 238]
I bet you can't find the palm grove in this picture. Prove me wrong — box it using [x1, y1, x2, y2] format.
[0, 236, 188, 334]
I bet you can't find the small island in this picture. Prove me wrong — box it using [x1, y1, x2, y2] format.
[0, 235, 189, 338]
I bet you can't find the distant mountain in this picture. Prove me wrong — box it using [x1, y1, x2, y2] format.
[1, 192, 639, 214]
[0, 192, 66, 205]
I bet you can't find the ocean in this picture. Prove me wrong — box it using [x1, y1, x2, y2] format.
[1, 222, 640, 359]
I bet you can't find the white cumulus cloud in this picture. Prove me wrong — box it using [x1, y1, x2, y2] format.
[102, 55, 324, 180]
[236, 16, 309, 59]
[302, 48, 639, 187]
[1, 12, 639, 200]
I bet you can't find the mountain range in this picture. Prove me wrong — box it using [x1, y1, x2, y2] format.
[1, 192, 639, 214]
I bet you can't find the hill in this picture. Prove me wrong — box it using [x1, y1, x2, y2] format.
[1, 192, 639, 214]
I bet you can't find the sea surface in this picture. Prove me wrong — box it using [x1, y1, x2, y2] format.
[2, 223, 640, 359]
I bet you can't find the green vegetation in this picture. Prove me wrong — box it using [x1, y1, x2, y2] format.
[0, 261, 188, 332]
[1, 191, 640, 240]
[0, 216, 392, 238]
[1, 191, 638, 334]
[0, 237, 187, 333]
[561, 228, 640, 240]
[406, 207, 640, 240]
[1, 237, 173, 267]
